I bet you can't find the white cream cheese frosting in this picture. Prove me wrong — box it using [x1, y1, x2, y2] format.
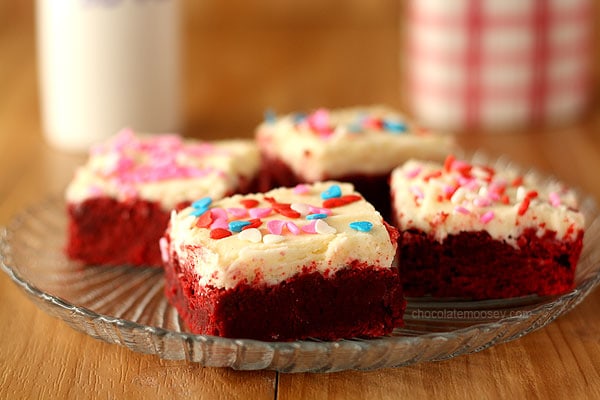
[391, 157, 585, 247]
[255, 105, 455, 181]
[65, 128, 260, 210]
[165, 181, 397, 289]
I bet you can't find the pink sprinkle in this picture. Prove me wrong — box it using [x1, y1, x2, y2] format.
[457, 176, 474, 186]
[443, 185, 457, 196]
[405, 167, 422, 179]
[549, 192, 562, 207]
[293, 184, 310, 195]
[210, 218, 229, 230]
[454, 206, 470, 215]
[451, 160, 470, 172]
[480, 211, 495, 224]
[301, 220, 318, 234]
[307, 108, 331, 134]
[286, 221, 301, 235]
[410, 185, 424, 199]
[487, 191, 501, 201]
[210, 208, 228, 220]
[308, 205, 332, 215]
[267, 220, 285, 235]
[249, 207, 273, 218]
[488, 181, 506, 193]
[464, 180, 479, 191]
[473, 197, 491, 207]
[227, 207, 248, 218]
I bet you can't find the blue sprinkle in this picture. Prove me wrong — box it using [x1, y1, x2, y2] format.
[349, 221, 373, 232]
[292, 113, 307, 124]
[192, 197, 212, 210]
[264, 108, 277, 123]
[321, 184, 342, 200]
[383, 119, 407, 134]
[190, 208, 208, 217]
[229, 220, 251, 233]
[306, 213, 328, 220]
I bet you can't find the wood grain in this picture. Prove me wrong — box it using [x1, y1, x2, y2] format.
[1, 2, 600, 400]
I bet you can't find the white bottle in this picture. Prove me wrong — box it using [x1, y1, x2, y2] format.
[36, 0, 182, 152]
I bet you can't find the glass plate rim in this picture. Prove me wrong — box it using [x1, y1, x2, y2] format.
[2, 152, 600, 372]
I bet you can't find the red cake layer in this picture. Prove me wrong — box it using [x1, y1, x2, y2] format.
[163, 249, 405, 341]
[259, 152, 392, 221]
[66, 197, 188, 267]
[398, 228, 584, 300]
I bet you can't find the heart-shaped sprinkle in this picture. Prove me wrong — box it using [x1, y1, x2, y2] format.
[190, 207, 208, 217]
[273, 204, 301, 218]
[263, 234, 285, 244]
[321, 184, 342, 200]
[322, 195, 361, 208]
[238, 228, 262, 243]
[242, 218, 262, 230]
[210, 207, 228, 220]
[210, 218, 229, 230]
[308, 206, 332, 215]
[315, 219, 336, 234]
[239, 199, 260, 209]
[301, 220, 317, 234]
[293, 184, 310, 195]
[349, 221, 373, 232]
[249, 207, 272, 218]
[192, 197, 212, 210]
[286, 221, 300, 235]
[267, 220, 285, 235]
[306, 213, 327, 220]
[290, 203, 310, 216]
[229, 220, 251, 233]
[210, 228, 232, 239]
[227, 207, 249, 218]
[195, 210, 214, 228]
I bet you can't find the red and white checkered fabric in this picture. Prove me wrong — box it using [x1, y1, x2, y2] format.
[405, 0, 593, 131]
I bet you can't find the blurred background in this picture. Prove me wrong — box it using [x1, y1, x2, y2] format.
[0, 1, 598, 144]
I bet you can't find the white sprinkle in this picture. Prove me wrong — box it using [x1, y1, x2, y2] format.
[238, 228, 262, 243]
[516, 186, 526, 201]
[315, 219, 337, 234]
[451, 187, 467, 204]
[290, 202, 310, 216]
[263, 234, 285, 244]
[472, 167, 489, 180]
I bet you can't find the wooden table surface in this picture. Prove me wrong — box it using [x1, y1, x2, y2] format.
[2, 2, 600, 399]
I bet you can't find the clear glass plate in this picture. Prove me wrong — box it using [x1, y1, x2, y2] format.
[2, 190, 600, 373]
